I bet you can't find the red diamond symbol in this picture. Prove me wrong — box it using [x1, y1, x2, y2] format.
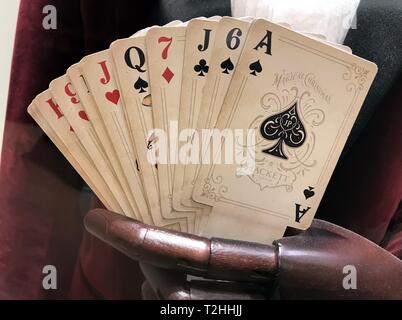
[162, 67, 174, 83]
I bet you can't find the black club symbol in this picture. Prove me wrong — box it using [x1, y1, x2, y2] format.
[194, 59, 209, 77]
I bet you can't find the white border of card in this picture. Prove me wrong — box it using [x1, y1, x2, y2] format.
[28, 17, 377, 245]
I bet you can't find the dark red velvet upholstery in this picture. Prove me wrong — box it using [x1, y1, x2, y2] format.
[0, 0, 400, 299]
[0, 0, 152, 300]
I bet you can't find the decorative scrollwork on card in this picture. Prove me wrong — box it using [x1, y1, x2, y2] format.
[200, 176, 228, 203]
[343, 63, 369, 92]
[247, 80, 326, 191]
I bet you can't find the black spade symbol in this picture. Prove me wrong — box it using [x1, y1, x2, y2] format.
[220, 58, 234, 74]
[260, 101, 306, 160]
[134, 77, 149, 93]
[194, 59, 209, 77]
[249, 60, 262, 76]
[304, 187, 315, 200]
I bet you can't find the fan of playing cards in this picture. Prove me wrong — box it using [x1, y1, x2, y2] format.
[28, 17, 377, 244]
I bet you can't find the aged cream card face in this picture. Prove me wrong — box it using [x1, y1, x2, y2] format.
[110, 29, 186, 232]
[49, 75, 136, 217]
[79, 51, 158, 225]
[27, 17, 378, 243]
[28, 102, 112, 208]
[173, 18, 220, 211]
[110, 35, 163, 220]
[30, 92, 120, 213]
[193, 19, 377, 240]
[67, 64, 141, 219]
[146, 24, 199, 232]
[187, 17, 253, 206]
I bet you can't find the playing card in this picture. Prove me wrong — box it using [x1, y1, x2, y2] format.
[27, 102, 112, 209]
[172, 18, 221, 215]
[49, 75, 137, 218]
[185, 17, 253, 209]
[27, 17, 377, 243]
[30, 91, 121, 214]
[193, 19, 377, 243]
[79, 50, 170, 226]
[110, 28, 188, 231]
[66, 64, 142, 220]
[146, 23, 199, 232]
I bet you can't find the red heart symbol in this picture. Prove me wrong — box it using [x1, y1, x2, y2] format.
[79, 111, 89, 121]
[105, 89, 120, 105]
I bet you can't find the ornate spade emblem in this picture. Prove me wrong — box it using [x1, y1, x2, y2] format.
[260, 101, 306, 160]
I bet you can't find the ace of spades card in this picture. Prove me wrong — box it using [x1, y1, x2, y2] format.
[193, 19, 377, 242]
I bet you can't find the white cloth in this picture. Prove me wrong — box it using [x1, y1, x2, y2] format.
[231, 0, 360, 44]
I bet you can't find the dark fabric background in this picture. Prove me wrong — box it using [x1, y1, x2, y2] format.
[0, 0, 400, 299]
[343, 0, 402, 150]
